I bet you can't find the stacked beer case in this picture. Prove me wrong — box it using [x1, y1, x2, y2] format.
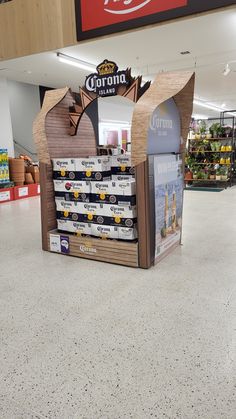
[52, 155, 137, 241]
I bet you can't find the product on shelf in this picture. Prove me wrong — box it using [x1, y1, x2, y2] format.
[91, 224, 137, 240]
[111, 155, 135, 179]
[54, 180, 90, 202]
[186, 118, 235, 187]
[57, 219, 92, 235]
[52, 157, 111, 181]
[52, 154, 137, 241]
[9, 158, 25, 186]
[0, 149, 10, 185]
[55, 200, 137, 227]
[90, 179, 136, 205]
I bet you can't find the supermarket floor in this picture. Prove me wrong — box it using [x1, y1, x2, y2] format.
[0, 189, 236, 419]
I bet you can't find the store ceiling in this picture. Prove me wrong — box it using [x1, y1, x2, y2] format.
[1, 6, 236, 119]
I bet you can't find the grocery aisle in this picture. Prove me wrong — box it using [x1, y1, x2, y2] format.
[0, 190, 236, 418]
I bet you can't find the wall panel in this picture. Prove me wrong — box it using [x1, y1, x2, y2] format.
[0, 0, 77, 61]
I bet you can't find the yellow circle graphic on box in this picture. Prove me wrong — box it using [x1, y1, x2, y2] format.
[100, 193, 106, 200]
[115, 216, 121, 224]
[86, 170, 92, 177]
[120, 165, 126, 172]
[64, 211, 69, 218]
[88, 213, 93, 221]
[61, 169, 66, 177]
[74, 191, 79, 199]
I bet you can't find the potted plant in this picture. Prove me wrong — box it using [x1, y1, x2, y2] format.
[199, 120, 207, 138]
[221, 166, 228, 181]
[206, 131, 212, 139]
[216, 168, 222, 181]
[209, 123, 221, 138]
[209, 168, 215, 180]
[214, 141, 221, 152]
[210, 142, 216, 152]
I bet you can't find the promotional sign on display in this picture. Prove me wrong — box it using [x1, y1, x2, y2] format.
[75, 0, 235, 40]
[153, 155, 183, 263]
[85, 59, 128, 97]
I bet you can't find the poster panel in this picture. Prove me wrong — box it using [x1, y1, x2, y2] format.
[154, 154, 184, 263]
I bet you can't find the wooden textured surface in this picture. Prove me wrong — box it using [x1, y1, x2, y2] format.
[0, 0, 77, 61]
[40, 163, 57, 251]
[136, 161, 152, 269]
[33, 88, 97, 254]
[48, 231, 139, 268]
[131, 71, 195, 166]
[33, 88, 97, 163]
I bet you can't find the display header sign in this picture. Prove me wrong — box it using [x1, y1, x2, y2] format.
[148, 98, 181, 155]
[85, 59, 128, 97]
[75, 0, 235, 40]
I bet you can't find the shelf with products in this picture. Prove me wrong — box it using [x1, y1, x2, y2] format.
[186, 116, 235, 188]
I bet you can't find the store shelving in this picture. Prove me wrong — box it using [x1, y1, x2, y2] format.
[185, 117, 235, 188]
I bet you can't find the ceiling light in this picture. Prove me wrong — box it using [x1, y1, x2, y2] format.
[193, 100, 225, 113]
[180, 51, 190, 55]
[223, 63, 231, 76]
[194, 100, 236, 117]
[192, 114, 209, 120]
[57, 53, 96, 72]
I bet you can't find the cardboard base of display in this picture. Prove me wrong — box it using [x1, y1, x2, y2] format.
[48, 230, 139, 268]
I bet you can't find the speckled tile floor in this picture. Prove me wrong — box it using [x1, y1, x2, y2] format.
[0, 189, 236, 419]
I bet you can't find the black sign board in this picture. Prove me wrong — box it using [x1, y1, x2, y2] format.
[85, 59, 128, 97]
[75, 0, 235, 41]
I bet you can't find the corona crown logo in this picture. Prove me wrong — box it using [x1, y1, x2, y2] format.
[97, 60, 117, 75]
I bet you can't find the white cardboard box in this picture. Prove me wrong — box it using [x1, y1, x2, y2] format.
[52, 158, 76, 172]
[111, 174, 135, 181]
[111, 155, 131, 167]
[100, 203, 137, 218]
[57, 219, 91, 235]
[53, 180, 91, 193]
[56, 200, 101, 214]
[91, 224, 119, 239]
[75, 157, 110, 172]
[56, 200, 136, 220]
[91, 180, 136, 196]
[118, 226, 137, 241]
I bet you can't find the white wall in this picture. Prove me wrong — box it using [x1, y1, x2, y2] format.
[98, 96, 135, 124]
[8, 80, 41, 159]
[0, 77, 14, 157]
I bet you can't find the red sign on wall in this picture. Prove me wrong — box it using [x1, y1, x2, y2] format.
[80, 0, 187, 32]
[75, 0, 236, 40]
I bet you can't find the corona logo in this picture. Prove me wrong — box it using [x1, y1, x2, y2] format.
[79, 245, 97, 254]
[85, 59, 128, 97]
[104, 0, 152, 15]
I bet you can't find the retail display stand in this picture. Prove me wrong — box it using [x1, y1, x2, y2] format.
[33, 64, 194, 268]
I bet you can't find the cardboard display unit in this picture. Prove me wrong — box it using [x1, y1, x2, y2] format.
[33, 62, 195, 268]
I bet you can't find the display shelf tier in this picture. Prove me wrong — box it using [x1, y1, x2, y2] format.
[185, 178, 230, 182]
[48, 230, 139, 267]
[190, 137, 234, 141]
[186, 163, 232, 166]
[189, 151, 233, 154]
